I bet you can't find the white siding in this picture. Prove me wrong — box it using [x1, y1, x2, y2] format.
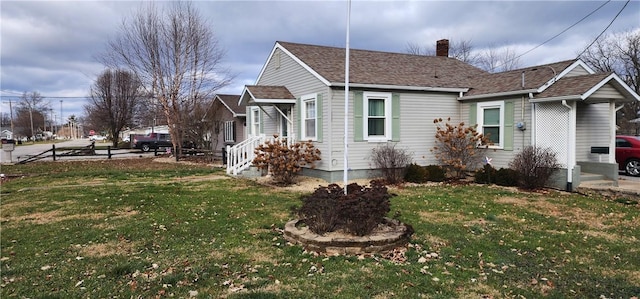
[328, 90, 461, 171]
[590, 84, 625, 100]
[566, 65, 590, 77]
[254, 48, 331, 170]
[575, 102, 611, 162]
[462, 97, 532, 170]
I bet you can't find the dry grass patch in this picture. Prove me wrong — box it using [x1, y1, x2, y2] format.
[76, 239, 137, 257]
[418, 211, 466, 223]
[493, 196, 629, 230]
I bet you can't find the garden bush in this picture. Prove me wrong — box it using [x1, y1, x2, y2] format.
[474, 165, 519, 187]
[370, 143, 412, 184]
[253, 136, 321, 185]
[295, 181, 393, 236]
[509, 145, 560, 190]
[424, 165, 446, 182]
[431, 117, 492, 180]
[495, 168, 519, 187]
[404, 163, 427, 183]
[474, 164, 496, 184]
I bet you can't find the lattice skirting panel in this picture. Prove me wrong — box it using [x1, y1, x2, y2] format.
[535, 102, 569, 168]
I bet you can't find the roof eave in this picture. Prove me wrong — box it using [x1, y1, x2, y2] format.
[252, 99, 296, 104]
[214, 94, 239, 115]
[459, 89, 538, 100]
[529, 95, 582, 103]
[331, 82, 468, 93]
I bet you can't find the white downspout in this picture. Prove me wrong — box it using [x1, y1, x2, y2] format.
[529, 93, 535, 145]
[612, 103, 625, 163]
[562, 100, 575, 191]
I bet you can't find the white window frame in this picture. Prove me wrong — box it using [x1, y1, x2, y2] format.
[279, 108, 291, 139]
[223, 120, 235, 143]
[363, 92, 392, 142]
[250, 107, 261, 137]
[477, 100, 504, 149]
[301, 93, 317, 141]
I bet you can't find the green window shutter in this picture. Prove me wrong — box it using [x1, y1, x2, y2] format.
[316, 94, 323, 142]
[296, 98, 302, 140]
[503, 100, 514, 151]
[391, 93, 400, 142]
[354, 91, 364, 142]
[469, 103, 477, 126]
[259, 109, 264, 134]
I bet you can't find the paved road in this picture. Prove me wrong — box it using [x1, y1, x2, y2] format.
[0, 139, 155, 164]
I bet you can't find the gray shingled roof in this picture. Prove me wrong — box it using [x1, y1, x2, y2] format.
[246, 85, 295, 100]
[215, 94, 244, 115]
[465, 60, 577, 96]
[278, 41, 488, 88]
[536, 73, 612, 99]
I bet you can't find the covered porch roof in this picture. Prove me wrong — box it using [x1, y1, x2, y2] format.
[238, 85, 296, 106]
[530, 73, 640, 104]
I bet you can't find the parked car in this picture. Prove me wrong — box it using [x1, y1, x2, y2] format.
[132, 133, 173, 152]
[615, 135, 640, 177]
[89, 135, 107, 141]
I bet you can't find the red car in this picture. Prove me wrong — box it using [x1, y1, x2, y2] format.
[616, 135, 640, 177]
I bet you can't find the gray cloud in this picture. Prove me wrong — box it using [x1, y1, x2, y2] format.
[1, 0, 638, 120]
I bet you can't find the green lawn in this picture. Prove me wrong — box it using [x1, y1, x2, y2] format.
[1, 159, 638, 298]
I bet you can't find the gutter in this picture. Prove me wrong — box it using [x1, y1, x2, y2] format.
[458, 89, 538, 100]
[330, 82, 468, 93]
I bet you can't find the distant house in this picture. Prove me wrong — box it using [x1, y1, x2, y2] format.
[212, 94, 246, 156]
[228, 40, 640, 190]
[1, 129, 13, 140]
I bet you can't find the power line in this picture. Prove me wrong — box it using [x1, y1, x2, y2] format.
[508, 0, 611, 64]
[576, 0, 631, 59]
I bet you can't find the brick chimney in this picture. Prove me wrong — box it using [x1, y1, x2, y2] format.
[436, 39, 449, 57]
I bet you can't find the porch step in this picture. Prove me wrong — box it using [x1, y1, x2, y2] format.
[238, 166, 264, 178]
[580, 179, 617, 188]
[580, 172, 607, 182]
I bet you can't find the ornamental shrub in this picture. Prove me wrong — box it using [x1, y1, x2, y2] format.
[253, 136, 321, 185]
[370, 143, 412, 184]
[474, 164, 497, 184]
[431, 117, 492, 180]
[404, 163, 427, 183]
[495, 168, 519, 187]
[475, 165, 519, 187]
[424, 165, 446, 182]
[509, 146, 560, 190]
[295, 181, 393, 236]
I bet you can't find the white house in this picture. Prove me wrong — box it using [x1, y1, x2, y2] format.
[228, 40, 640, 190]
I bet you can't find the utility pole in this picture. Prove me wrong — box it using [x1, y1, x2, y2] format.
[60, 100, 63, 138]
[2, 100, 14, 137]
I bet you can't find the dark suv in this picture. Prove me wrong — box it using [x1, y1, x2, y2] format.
[132, 133, 173, 152]
[616, 135, 640, 177]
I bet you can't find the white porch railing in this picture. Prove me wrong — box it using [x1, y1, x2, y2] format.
[226, 135, 265, 175]
[226, 135, 296, 176]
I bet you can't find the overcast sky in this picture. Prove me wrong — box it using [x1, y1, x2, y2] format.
[1, 0, 639, 123]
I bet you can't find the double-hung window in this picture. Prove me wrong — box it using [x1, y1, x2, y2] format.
[223, 121, 235, 143]
[477, 101, 504, 148]
[301, 94, 317, 140]
[364, 92, 392, 141]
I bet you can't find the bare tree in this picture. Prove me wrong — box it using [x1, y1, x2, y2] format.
[580, 29, 640, 135]
[100, 1, 233, 158]
[405, 41, 434, 56]
[85, 69, 143, 147]
[17, 91, 47, 141]
[476, 45, 521, 73]
[405, 39, 489, 69]
[182, 98, 222, 158]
